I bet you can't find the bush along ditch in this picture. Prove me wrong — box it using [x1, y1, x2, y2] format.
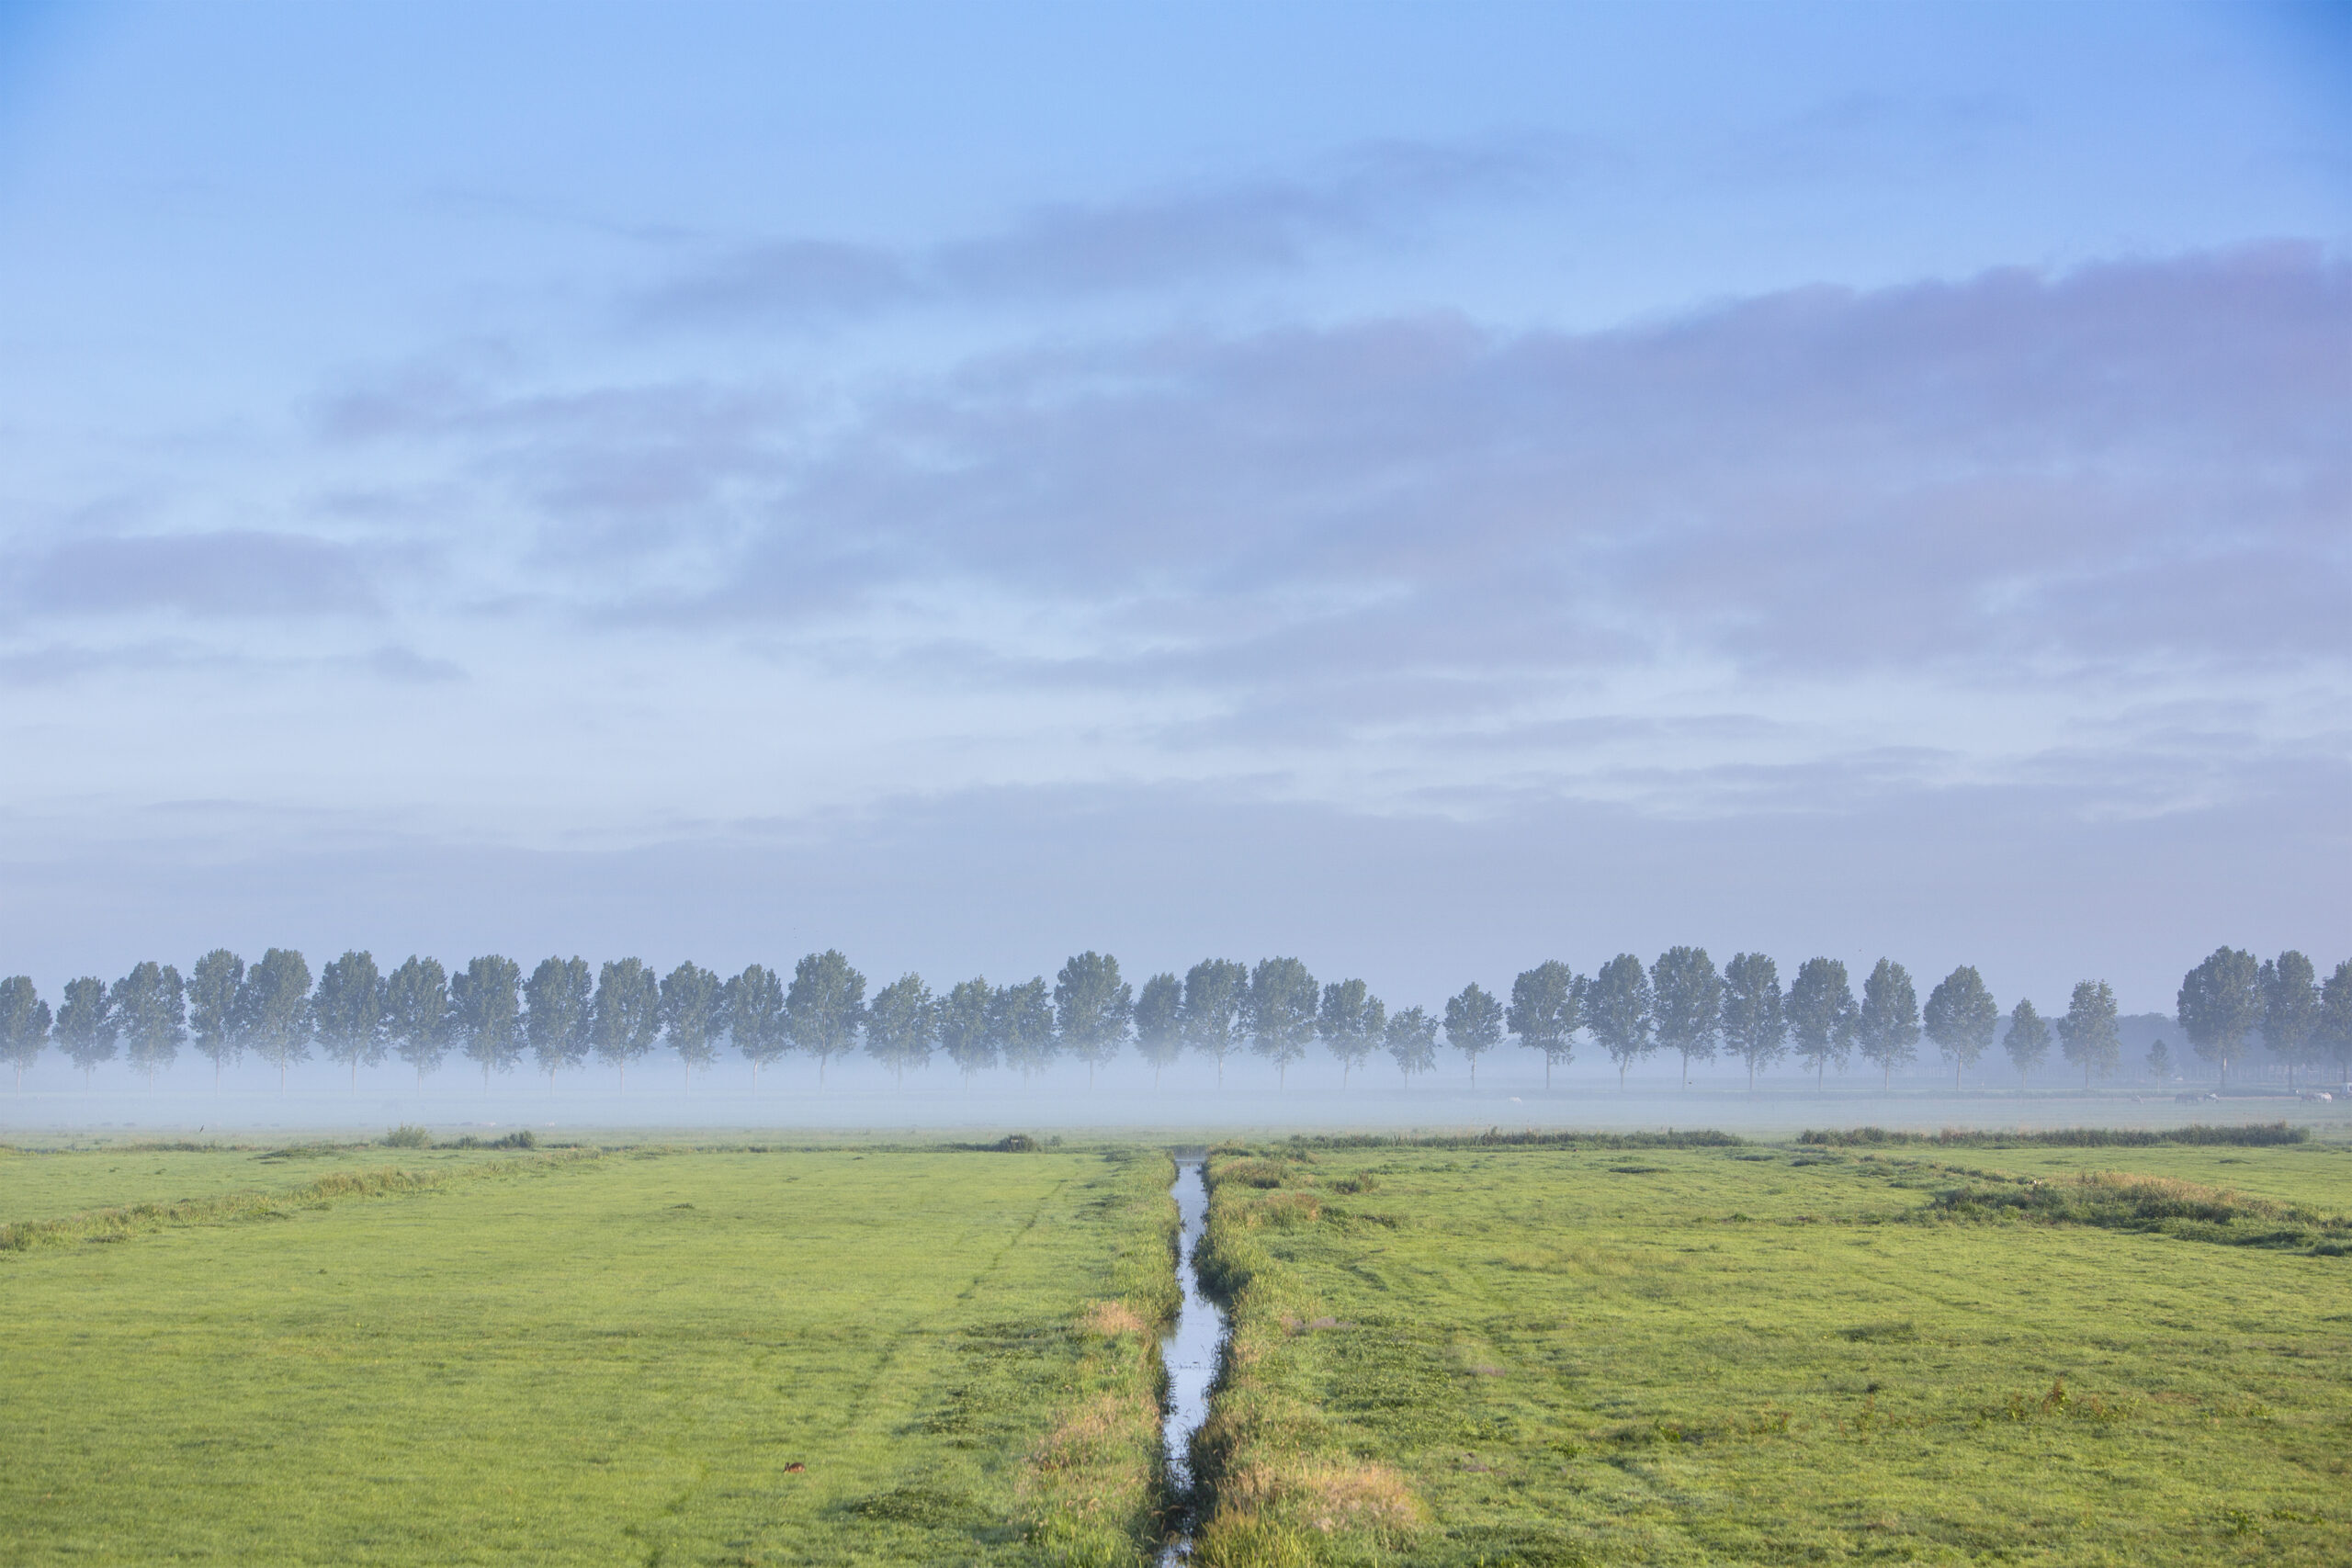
[1186, 1147, 1424, 1568]
[1018, 1148, 1182, 1568]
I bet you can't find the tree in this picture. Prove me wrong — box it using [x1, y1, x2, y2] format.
[0, 976, 49, 1089]
[937, 976, 997, 1083]
[1923, 965, 1998, 1089]
[723, 964, 789, 1084]
[784, 951, 865, 1084]
[235, 948, 312, 1091]
[2146, 1038, 2173, 1084]
[312, 950, 386, 1089]
[993, 977, 1056, 1079]
[2057, 979, 2120, 1088]
[1443, 982, 1504, 1085]
[1246, 957, 1319, 1088]
[1134, 973, 1183, 1088]
[526, 956, 594, 1086]
[1586, 953, 1655, 1087]
[2177, 947, 2260, 1088]
[593, 958, 663, 1087]
[385, 956, 452, 1085]
[1182, 959, 1249, 1086]
[55, 977, 116, 1083]
[451, 954, 524, 1085]
[2259, 952, 2321, 1089]
[1386, 1005, 1439, 1080]
[1787, 958, 1856, 1088]
[2004, 998, 2051, 1087]
[1856, 958, 1921, 1088]
[1317, 978, 1385, 1088]
[2321, 960, 2352, 1086]
[662, 962, 725, 1084]
[1719, 953, 1784, 1090]
[865, 973, 935, 1085]
[55, 976, 115, 1083]
[112, 962, 186, 1084]
[1651, 947, 1722, 1089]
[187, 949, 245, 1087]
[1507, 961, 1579, 1087]
[1054, 952, 1132, 1089]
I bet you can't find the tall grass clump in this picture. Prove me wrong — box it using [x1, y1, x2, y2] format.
[382, 1124, 431, 1148]
[1930, 1169, 2350, 1253]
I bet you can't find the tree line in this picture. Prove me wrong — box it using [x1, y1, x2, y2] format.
[1, 944, 2345, 1093]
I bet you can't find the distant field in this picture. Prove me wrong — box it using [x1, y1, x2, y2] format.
[0, 1143, 1176, 1566]
[1193, 1137, 2352, 1567]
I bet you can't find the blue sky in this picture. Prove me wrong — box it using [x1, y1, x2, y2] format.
[1, 0, 2346, 1014]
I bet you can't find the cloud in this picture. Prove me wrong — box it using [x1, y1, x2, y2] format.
[632, 138, 1547, 324]
[1, 530, 383, 620]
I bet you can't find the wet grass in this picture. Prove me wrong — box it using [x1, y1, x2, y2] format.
[0, 1142, 1176, 1566]
[1193, 1138, 2352, 1566]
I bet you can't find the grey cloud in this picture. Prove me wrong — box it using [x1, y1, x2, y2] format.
[2, 530, 381, 620]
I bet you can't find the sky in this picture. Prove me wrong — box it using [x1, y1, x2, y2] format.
[0, 0, 2346, 1018]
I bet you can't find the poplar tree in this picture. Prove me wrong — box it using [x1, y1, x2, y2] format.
[662, 962, 725, 1084]
[1133, 973, 1183, 1088]
[594, 958, 663, 1086]
[2259, 952, 2320, 1088]
[937, 976, 997, 1082]
[452, 954, 525, 1085]
[112, 962, 187, 1084]
[1054, 952, 1132, 1088]
[386, 955, 451, 1085]
[313, 950, 386, 1089]
[1856, 958, 1921, 1088]
[1923, 965, 1998, 1089]
[1181, 958, 1249, 1085]
[864, 972, 935, 1085]
[526, 956, 594, 1085]
[992, 977, 1056, 1079]
[2321, 960, 2352, 1086]
[1507, 961, 1579, 1086]
[2057, 979, 2120, 1087]
[0, 976, 49, 1089]
[723, 963, 789, 1084]
[55, 977, 115, 1083]
[1247, 957, 1319, 1087]
[1317, 978, 1385, 1088]
[187, 949, 245, 1087]
[1385, 1004, 1439, 1080]
[1443, 982, 1504, 1085]
[236, 949, 312, 1091]
[1651, 947, 1723, 1088]
[784, 951, 865, 1085]
[1719, 952, 1784, 1089]
[1586, 953, 1655, 1087]
[2004, 998, 2052, 1087]
[2145, 1039, 2173, 1084]
[1787, 957, 1856, 1088]
[2177, 947, 2260, 1088]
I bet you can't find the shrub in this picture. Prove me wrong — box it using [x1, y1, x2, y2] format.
[382, 1124, 431, 1148]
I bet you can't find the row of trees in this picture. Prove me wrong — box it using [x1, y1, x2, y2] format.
[3, 944, 2346, 1093]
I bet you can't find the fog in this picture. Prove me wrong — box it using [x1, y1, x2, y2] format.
[12, 1044, 2345, 1144]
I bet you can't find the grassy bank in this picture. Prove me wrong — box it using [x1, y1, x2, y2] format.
[1190, 1138, 2352, 1565]
[0, 1142, 1175, 1566]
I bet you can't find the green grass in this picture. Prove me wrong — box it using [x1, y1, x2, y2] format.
[0, 1143, 1176, 1566]
[1193, 1140, 2352, 1566]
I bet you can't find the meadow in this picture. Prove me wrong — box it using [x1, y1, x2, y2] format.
[0, 1138, 1177, 1567]
[1191, 1132, 2352, 1567]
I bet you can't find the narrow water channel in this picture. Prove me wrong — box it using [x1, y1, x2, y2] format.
[1159, 1158, 1224, 1563]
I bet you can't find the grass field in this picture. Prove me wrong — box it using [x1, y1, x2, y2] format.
[0, 1140, 1177, 1567]
[1192, 1135, 2352, 1567]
